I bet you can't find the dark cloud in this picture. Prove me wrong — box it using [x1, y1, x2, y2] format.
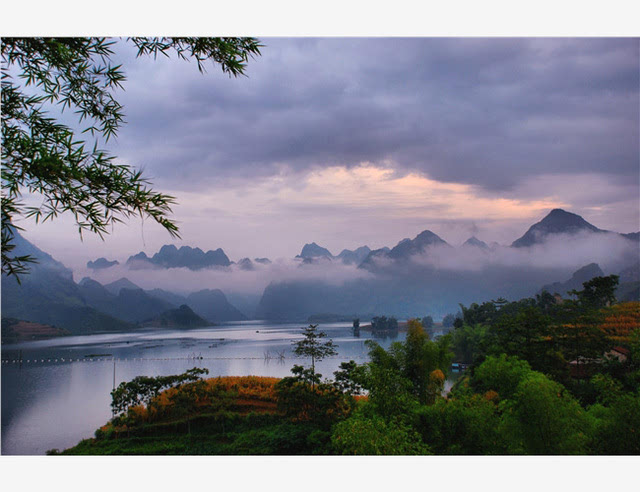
[106, 38, 638, 196]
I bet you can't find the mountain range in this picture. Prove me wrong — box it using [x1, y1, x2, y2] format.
[88, 208, 639, 273]
[1, 234, 133, 335]
[294, 242, 374, 266]
[462, 237, 489, 249]
[87, 257, 119, 270]
[4, 209, 638, 331]
[256, 209, 639, 320]
[125, 244, 231, 270]
[2, 233, 248, 334]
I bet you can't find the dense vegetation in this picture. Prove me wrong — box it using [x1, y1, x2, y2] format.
[59, 276, 640, 455]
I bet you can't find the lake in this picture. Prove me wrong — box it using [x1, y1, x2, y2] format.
[1, 320, 454, 455]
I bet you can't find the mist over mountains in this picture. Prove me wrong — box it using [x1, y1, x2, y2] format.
[3, 209, 638, 331]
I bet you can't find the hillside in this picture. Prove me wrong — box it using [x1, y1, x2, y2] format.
[186, 289, 248, 322]
[1, 318, 71, 343]
[58, 376, 298, 455]
[142, 305, 210, 328]
[540, 263, 605, 296]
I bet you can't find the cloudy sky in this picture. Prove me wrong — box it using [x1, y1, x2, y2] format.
[18, 38, 640, 271]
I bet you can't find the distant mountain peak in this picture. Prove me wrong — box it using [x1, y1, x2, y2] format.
[359, 230, 448, 269]
[388, 229, 448, 260]
[298, 242, 333, 259]
[512, 209, 604, 248]
[540, 263, 604, 296]
[463, 237, 489, 249]
[103, 277, 142, 295]
[570, 263, 604, 282]
[186, 289, 247, 322]
[159, 244, 178, 253]
[125, 244, 230, 270]
[415, 230, 444, 242]
[79, 276, 102, 287]
[142, 304, 209, 329]
[337, 245, 371, 266]
[237, 258, 254, 271]
[87, 257, 119, 270]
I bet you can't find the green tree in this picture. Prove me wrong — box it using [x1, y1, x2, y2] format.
[1, 37, 262, 279]
[169, 380, 208, 434]
[569, 275, 619, 310]
[449, 322, 488, 364]
[333, 360, 366, 395]
[276, 326, 344, 425]
[505, 372, 591, 454]
[442, 313, 460, 328]
[591, 394, 640, 454]
[401, 319, 452, 404]
[421, 316, 434, 329]
[489, 307, 551, 362]
[417, 394, 509, 455]
[331, 413, 431, 455]
[472, 354, 533, 400]
[110, 367, 208, 418]
[292, 324, 337, 377]
[362, 321, 452, 410]
[275, 365, 351, 427]
[590, 373, 623, 405]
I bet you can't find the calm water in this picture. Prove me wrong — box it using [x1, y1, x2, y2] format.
[1, 321, 453, 455]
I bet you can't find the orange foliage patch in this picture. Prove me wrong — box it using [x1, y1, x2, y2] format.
[484, 390, 499, 402]
[129, 405, 149, 421]
[429, 369, 445, 383]
[204, 376, 279, 402]
[599, 302, 640, 344]
[139, 376, 281, 422]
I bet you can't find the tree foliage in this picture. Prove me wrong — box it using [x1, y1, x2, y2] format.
[370, 315, 398, 333]
[417, 394, 508, 455]
[275, 366, 351, 427]
[110, 367, 209, 417]
[569, 274, 619, 310]
[358, 320, 452, 412]
[505, 372, 591, 454]
[421, 315, 434, 329]
[292, 324, 337, 374]
[332, 413, 431, 455]
[1, 37, 262, 279]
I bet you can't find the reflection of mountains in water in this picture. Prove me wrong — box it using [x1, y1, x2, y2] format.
[370, 329, 400, 341]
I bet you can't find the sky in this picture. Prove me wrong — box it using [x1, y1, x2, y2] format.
[14, 37, 640, 272]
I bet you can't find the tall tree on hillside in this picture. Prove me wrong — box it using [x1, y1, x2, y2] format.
[1, 37, 262, 280]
